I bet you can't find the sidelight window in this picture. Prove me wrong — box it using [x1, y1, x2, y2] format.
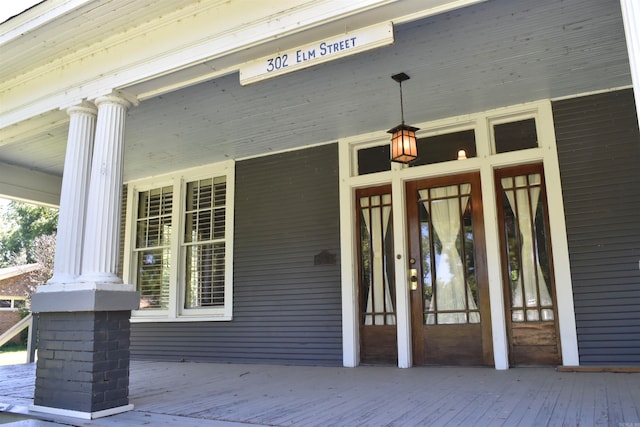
[357, 188, 396, 326]
[497, 165, 555, 323]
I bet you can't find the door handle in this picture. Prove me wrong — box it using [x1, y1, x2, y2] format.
[409, 268, 419, 291]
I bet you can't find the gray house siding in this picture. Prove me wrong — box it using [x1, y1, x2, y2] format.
[130, 143, 342, 366]
[553, 89, 640, 365]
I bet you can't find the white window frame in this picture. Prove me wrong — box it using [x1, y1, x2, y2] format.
[124, 160, 235, 322]
[0, 296, 26, 310]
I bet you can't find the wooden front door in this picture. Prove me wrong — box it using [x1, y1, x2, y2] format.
[406, 173, 493, 365]
[495, 164, 562, 366]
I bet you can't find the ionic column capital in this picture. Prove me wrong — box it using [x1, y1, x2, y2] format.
[66, 102, 97, 117]
[95, 92, 138, 109]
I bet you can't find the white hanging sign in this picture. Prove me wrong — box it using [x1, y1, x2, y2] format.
[239, 22, 393, 85]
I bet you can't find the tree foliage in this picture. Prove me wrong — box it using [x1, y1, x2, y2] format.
[27, 233, 57, 292]
[0, 201, 58, 267]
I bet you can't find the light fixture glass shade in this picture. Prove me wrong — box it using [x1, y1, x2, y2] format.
[457, 149, 468, 160]
[389, 123, 419, 163]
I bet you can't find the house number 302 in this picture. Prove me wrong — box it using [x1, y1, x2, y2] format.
[266, 54, 289, 72]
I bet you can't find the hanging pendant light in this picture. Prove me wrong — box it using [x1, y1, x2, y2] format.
[389, 72, 419, 164]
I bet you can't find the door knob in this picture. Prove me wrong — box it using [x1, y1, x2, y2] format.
[409, 268, 418, 291]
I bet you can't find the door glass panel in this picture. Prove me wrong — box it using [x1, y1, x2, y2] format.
[500, 172, 554, 322]
[358, 192, 396, 325]
[417, 183, 480, 324]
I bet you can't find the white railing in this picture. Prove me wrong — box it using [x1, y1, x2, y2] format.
[0, 313, 37, 363]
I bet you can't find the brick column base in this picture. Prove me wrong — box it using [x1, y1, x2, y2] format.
[30, 286, 139, 419]
[33, 311, 132, 416]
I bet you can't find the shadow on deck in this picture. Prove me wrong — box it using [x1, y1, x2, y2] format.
[0, 361, 639, 426]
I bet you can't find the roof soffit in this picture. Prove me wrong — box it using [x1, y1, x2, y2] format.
[0, 0, 485, 128]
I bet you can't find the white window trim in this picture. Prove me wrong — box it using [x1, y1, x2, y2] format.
[124, 160, 235, 322]
[0, 296, 27, 310]
[339, 99, 579, 369]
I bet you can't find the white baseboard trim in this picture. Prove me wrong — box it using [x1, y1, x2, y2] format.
[29, 403, 134, 419]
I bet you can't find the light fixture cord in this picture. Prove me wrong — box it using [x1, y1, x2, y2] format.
[399, 81, 405, 124]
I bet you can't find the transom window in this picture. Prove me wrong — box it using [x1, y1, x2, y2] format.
[493, 118, 538, 153]
[126, 161, 234, 321]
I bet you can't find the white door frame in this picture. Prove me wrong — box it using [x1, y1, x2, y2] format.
[339, 99, 580, 369]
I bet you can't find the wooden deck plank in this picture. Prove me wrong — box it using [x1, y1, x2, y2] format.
[593, 378, 612, 427]
[529, 373, 565, 426]
[547, 372, 577, 425]
[384, 379, 460, 426]
[610, 374, 640, 426]
[573, 375, 595, 427]
[435, 392, 486, 427]
[627, 375, 640, 421]
[606, 375, 624, 426]
[1, 362, 639, 427]
[511, 373, 568, 427]
[475, 370, 538, 426]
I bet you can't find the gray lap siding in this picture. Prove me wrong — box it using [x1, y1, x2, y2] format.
[130, 143, 342, 366]
[553, 89, 640, 365]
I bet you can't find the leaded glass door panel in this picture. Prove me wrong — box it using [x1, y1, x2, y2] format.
[356, 185, 397, 364]
[496, 164, 561, 365]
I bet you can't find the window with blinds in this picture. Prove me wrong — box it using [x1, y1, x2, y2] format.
[135, 186, 172, 310]
[127, 160, 234, 321]
[184, 177, 226, 309]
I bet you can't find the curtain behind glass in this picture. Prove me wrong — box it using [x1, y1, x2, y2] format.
[360, 194, 396, 325]
[420, 184, 479, 324]
[501, 173, 553, 322]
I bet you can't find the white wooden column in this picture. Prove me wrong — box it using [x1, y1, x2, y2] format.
[48, 102, 97, 285]
[78, 94, 132, 285]
[621, 0, 640, 129]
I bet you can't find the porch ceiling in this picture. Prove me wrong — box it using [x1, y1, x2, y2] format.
[0, 0, 632, 183]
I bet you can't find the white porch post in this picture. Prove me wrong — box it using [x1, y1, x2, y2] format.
[47, 102, 97, 285]
[30, 93, 139, 419]
[78, 94, 132, 285]
[621, 0, 640, 129]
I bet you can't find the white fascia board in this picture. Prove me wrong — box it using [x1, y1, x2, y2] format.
[0, 0, 93, 46]
[0, 0, 394, 127]
[0, 161, 61, 207]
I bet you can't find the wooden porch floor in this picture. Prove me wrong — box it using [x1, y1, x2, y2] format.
[0, 361, 639, 426]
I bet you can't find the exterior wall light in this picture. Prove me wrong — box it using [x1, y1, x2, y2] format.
[389, 72, 419, 164]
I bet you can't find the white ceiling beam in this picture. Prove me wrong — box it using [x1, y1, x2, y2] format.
[0, 0, 94, 46]
[0, 161, 61, 207]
